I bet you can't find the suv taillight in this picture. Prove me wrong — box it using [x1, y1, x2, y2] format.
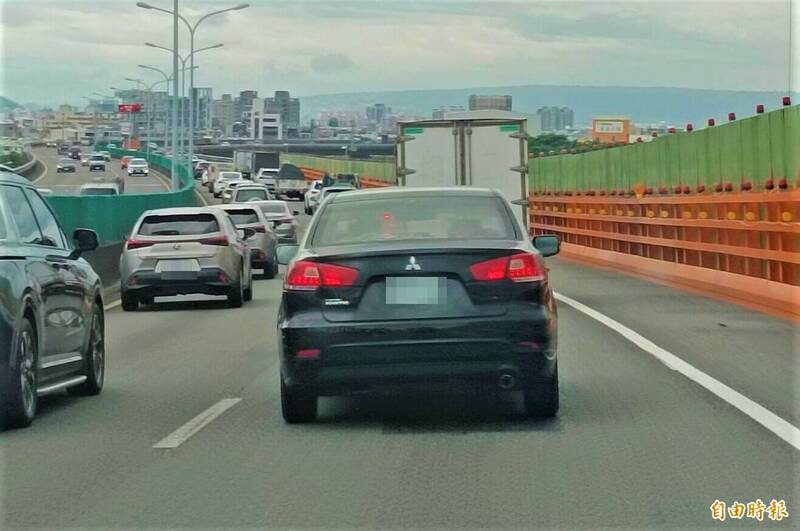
[198, 235, 229, 247]
[469, 252, 544, 282]
[285, 260, 359, 290]
[126, 239, 156, 250]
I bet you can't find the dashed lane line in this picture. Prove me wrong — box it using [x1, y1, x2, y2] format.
[152, 398, 242, 449]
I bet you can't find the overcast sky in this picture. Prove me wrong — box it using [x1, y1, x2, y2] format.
[1, 0, 796, 106]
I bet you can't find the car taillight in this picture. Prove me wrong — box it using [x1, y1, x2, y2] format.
[198, 235, 229, 246]
[470, 252, 544, 282]
[285, 260, 359, 290]
[126, 239, 156, 250]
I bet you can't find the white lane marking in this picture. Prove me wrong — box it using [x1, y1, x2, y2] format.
[152, 398, 241, 449]
[554, 292, 800, 451]
[103, 300, 121, 311]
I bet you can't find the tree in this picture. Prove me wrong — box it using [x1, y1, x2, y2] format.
[528, 133, 576, 154]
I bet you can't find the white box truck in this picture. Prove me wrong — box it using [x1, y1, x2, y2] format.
[395, 114, 530, 232]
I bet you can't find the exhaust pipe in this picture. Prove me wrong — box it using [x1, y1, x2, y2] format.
[498, 372, 516, 390]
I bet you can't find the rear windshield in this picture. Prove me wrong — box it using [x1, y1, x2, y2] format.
[224, 209, 259, 225]
[90, 155, 104, 161]
[259, 203, 289, 215]
[81, 188, 116, 196]
[311, 195, 517, 247]
[138, 213, 219, 236]
[220, 172, 241, 179]
[236, 189, 268, 202]
[130, 159, 146, 165]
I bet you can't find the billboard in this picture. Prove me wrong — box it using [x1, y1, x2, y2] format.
[592, 117, 630, 144]
[118, 103, 142, 113]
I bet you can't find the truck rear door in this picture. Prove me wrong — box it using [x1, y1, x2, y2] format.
[464, 121, 529, 232]
[397, 122, 459, 187]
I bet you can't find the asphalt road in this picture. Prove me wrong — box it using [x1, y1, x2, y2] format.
[2, 185, 797, 529]
[31, 146, 169, 195]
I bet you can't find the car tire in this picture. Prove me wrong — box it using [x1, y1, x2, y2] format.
[227, 279, 244, 308]
[280, 378, 317, 423]
[4, 316, 38, 429]
[243, 273, 253, 302]
[523, 364, 559, 418]
[261, 258, 277, 279]
[67, 305, 105, 397]
[140, 296, 154, 306]
[121, 291, 138, 312]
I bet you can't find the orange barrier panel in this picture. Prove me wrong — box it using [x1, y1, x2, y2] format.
[530, 189, 799, 319]
[297, 166, 392, 188]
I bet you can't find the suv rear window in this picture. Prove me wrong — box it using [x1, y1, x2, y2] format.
[138, 213, 220, 236]
[236, 189, 268, 202]
[312, 195, 517, 247]
[224, 209, 259, 225]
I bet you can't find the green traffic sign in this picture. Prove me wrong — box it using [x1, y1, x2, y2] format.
[404, 127, 424, 134]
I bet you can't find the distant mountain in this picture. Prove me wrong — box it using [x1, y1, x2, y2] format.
[0, 96, 22, 111]
[300, 84, 795, 127]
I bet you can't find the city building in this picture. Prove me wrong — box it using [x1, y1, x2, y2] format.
[468, 95, 512, 111]
[366, 103, 390, 129]
[432, 105, 465, 119]
[250, 110, 283, 141]
[591, 116, 631, 144]
[211, 94, 237, 136]
[536, 106, 575, 131]
[192, 87, 213, 133]
[264, 90, 300, 137]
[236, 90, 258, 120]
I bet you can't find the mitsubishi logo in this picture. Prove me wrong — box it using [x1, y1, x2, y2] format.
[405, 256, 421, 271]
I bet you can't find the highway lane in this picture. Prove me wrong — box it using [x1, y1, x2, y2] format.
[32, 146, 169, 194]
[2, 197, 797, 528]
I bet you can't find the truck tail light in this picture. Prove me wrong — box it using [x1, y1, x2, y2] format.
[470, 253, 544, 282]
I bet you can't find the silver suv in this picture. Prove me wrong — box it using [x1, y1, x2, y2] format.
[210, 204, 279, 278]
[119, 207, 253, 310]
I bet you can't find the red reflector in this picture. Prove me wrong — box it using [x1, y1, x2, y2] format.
[126, 239, 155, 250]
[470, 253, 544, 282]
[285, 260, 359, 290]
[296, 348, 321, 359]
[198, 235, 229, 246]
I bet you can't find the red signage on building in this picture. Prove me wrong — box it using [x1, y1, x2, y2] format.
[118, 103, 142, 113]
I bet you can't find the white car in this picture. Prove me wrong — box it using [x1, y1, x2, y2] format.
[213, 171, 244, 198]
[127, 158, 150, 176]
[220, 179, 252, 203]
[255, 168, 279, 192]
[303, 180, 323, 215]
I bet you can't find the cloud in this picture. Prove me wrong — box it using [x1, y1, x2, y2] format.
[0, 0, 793, 106]
[310, 53, 355, 75]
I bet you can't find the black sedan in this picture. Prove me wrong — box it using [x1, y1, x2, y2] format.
[0, 171, 105, 429]
[275, 186, 560, 423]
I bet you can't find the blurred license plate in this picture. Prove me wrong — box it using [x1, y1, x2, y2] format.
[156, 259, 199, 273]
[386, 277, 444, 305]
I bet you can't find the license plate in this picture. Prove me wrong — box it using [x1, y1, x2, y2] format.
[385, 276, 445, 305]
[156, 259, 200, 273]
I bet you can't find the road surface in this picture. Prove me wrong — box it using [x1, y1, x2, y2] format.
[31, 146, 169, 195]
[3, 180, 797, 529]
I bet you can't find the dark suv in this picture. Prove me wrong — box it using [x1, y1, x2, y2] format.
[0, 171, 106, 429]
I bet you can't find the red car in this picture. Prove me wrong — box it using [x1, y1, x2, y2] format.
[121, 156, 132, 169]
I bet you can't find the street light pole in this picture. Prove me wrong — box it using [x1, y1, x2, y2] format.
[170, 0, 180, 189]
[137, 1, 249, 186]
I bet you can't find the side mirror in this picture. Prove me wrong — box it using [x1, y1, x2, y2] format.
[71, 228, 99, 259]
[238, 228, 256, 240]
[276, 244, 299, 265]
[532, 234, 560, 257]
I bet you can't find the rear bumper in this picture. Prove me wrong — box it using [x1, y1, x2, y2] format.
[279, 310, 557, 395]
[122, 267, 234, 297]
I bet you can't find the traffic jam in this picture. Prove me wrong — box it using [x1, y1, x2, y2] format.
[1, 117, 563, 428]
